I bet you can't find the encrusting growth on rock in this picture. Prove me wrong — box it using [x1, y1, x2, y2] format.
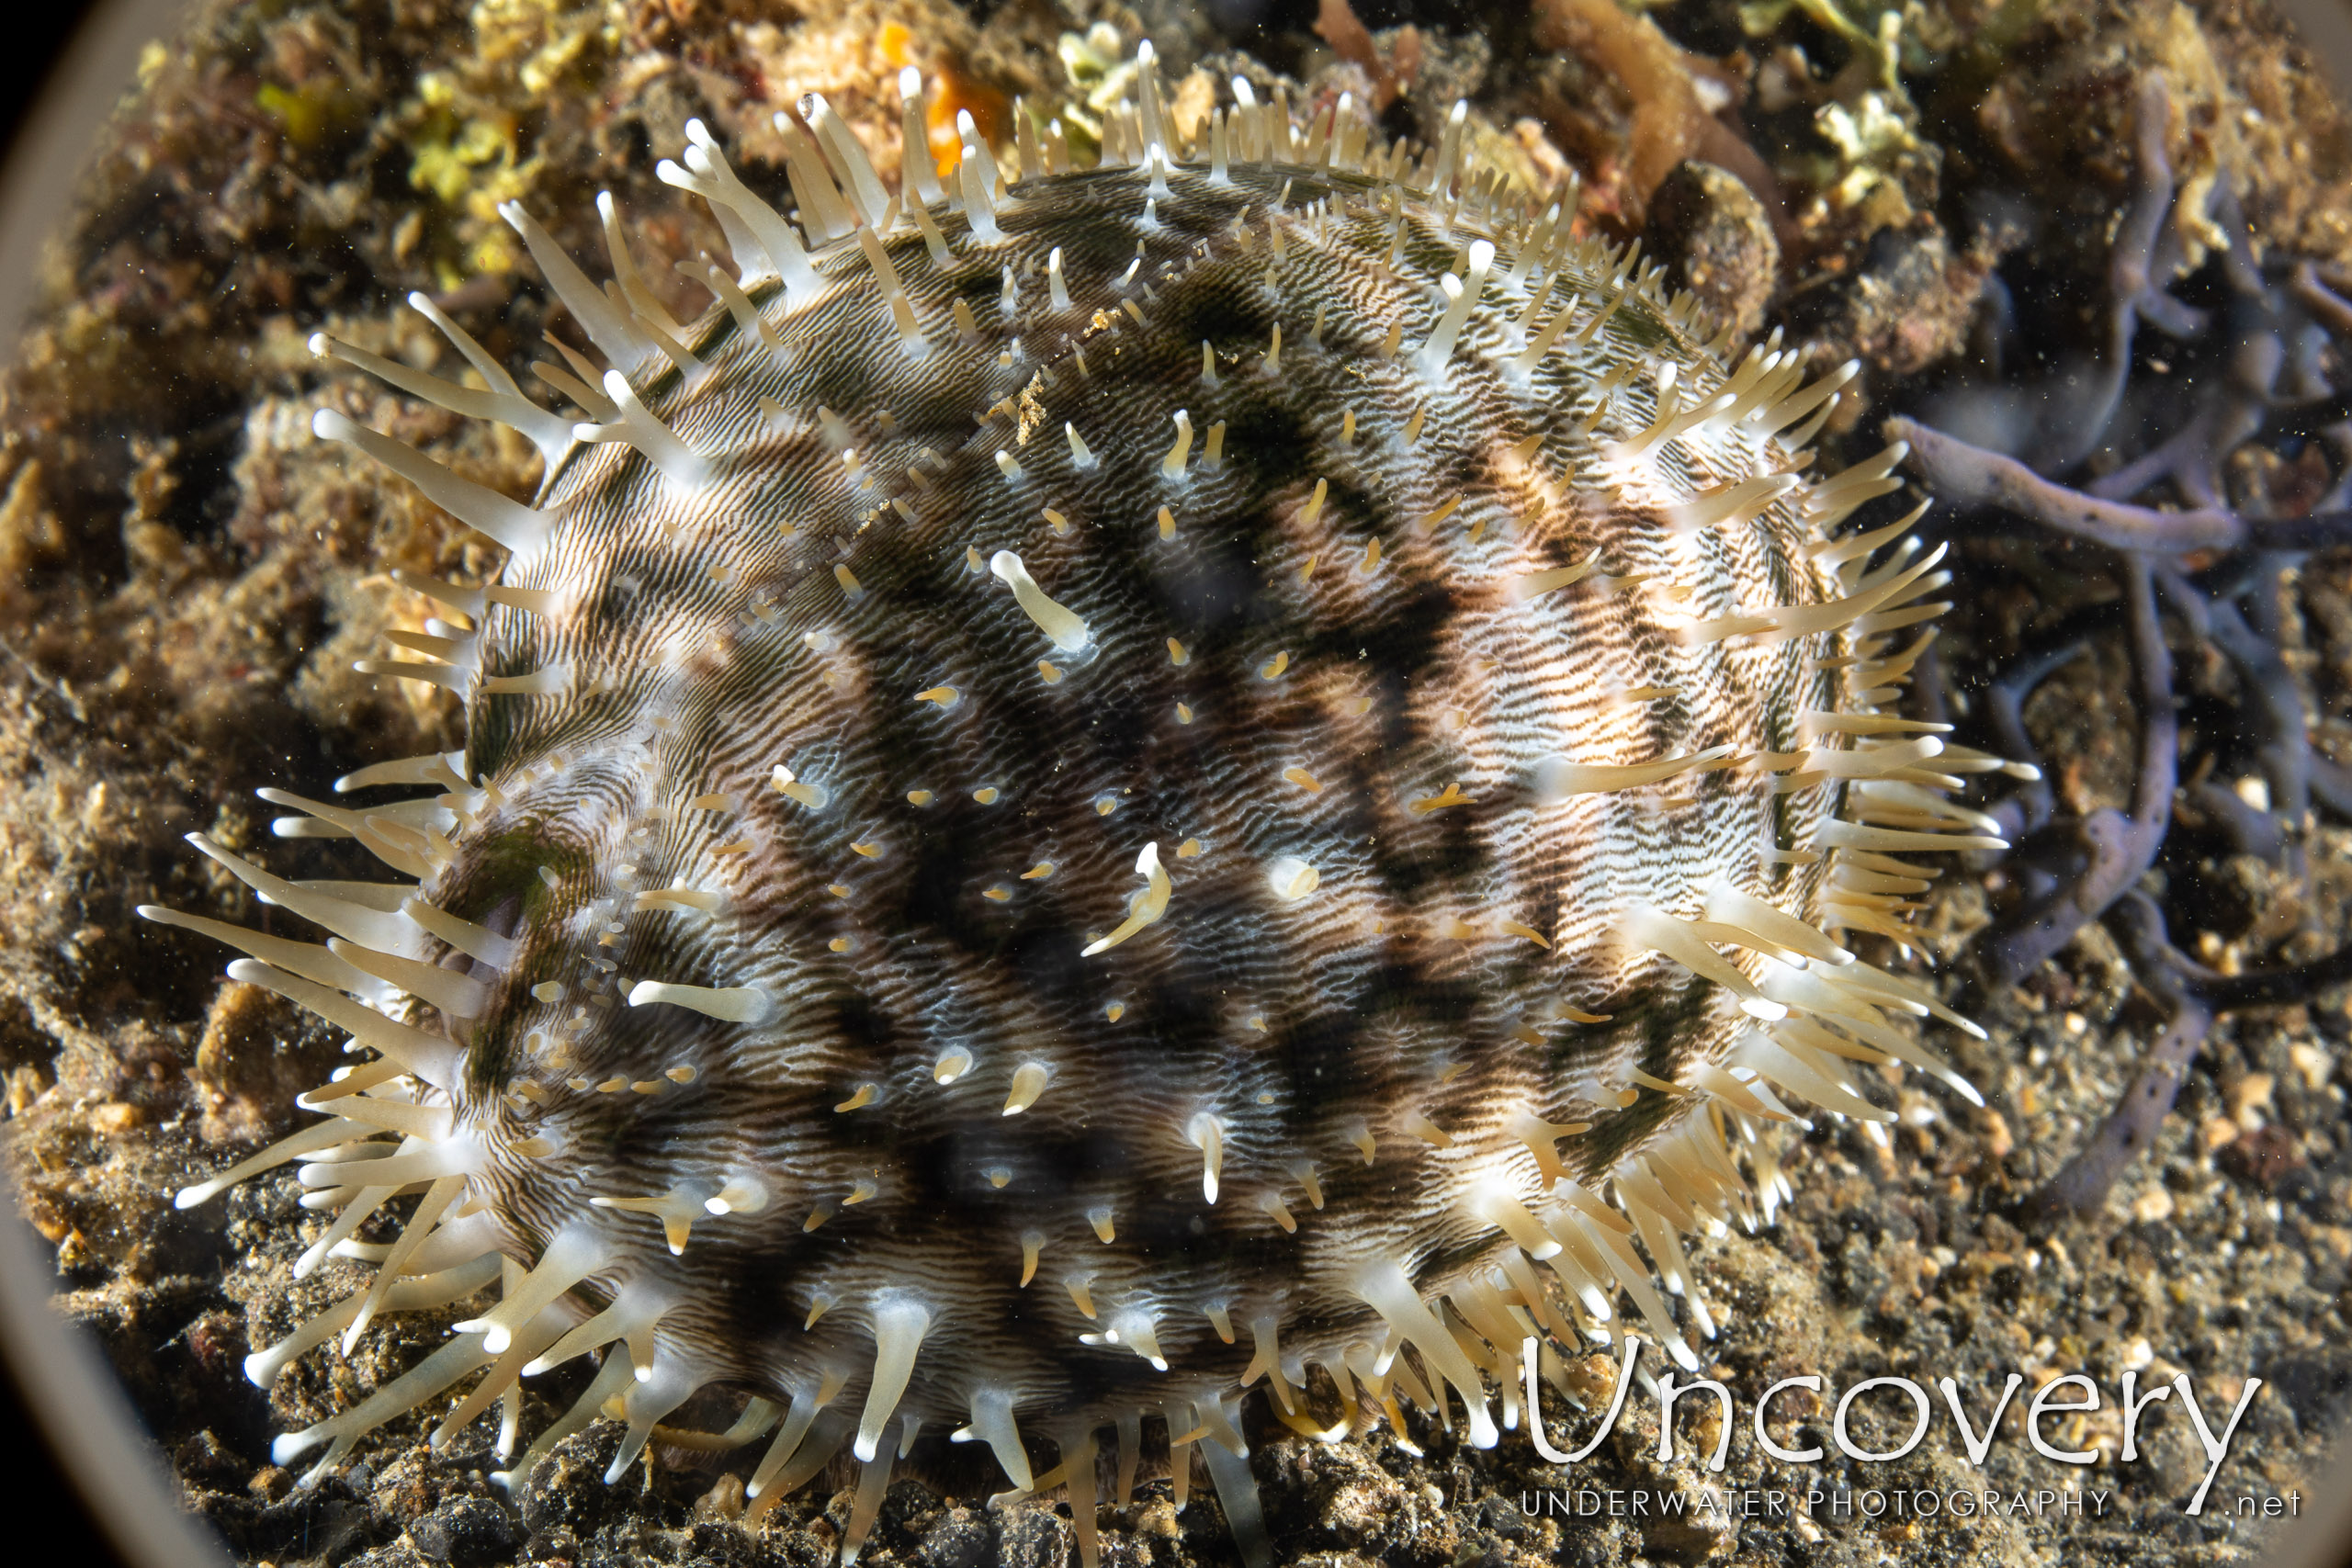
[151, 46, 1997, 1568]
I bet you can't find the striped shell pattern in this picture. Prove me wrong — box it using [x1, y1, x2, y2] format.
[149, 51, 2004, 1568]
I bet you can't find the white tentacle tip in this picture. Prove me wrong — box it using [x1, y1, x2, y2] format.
[1265, 857, 1319, 901]
[311, 408, 356, 442]
[1080, 841, 1171, 957]
[706, 1177, 770, 1215]
[989, 550, 1091, 652]
[627, 980, 775, 1025]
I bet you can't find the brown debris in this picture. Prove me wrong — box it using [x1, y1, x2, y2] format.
[1808, 221, 2001, 377]
[191, 979, 336, 1145]
[1312, 0, 1422, 115]
[2218, 1122, 2304, 1190]
[1647, 160, 1782, 340]
[1967, 0, 2352, 272]
[1528, 0, 1784, 234]
[1531, 0, 1705, 226]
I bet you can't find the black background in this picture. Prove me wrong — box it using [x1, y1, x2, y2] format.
[6, 3, 2352, 1568]
[0, 19, 133, 1568]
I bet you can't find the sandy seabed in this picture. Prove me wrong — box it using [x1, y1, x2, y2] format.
[7, 0, 2352, 1563]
